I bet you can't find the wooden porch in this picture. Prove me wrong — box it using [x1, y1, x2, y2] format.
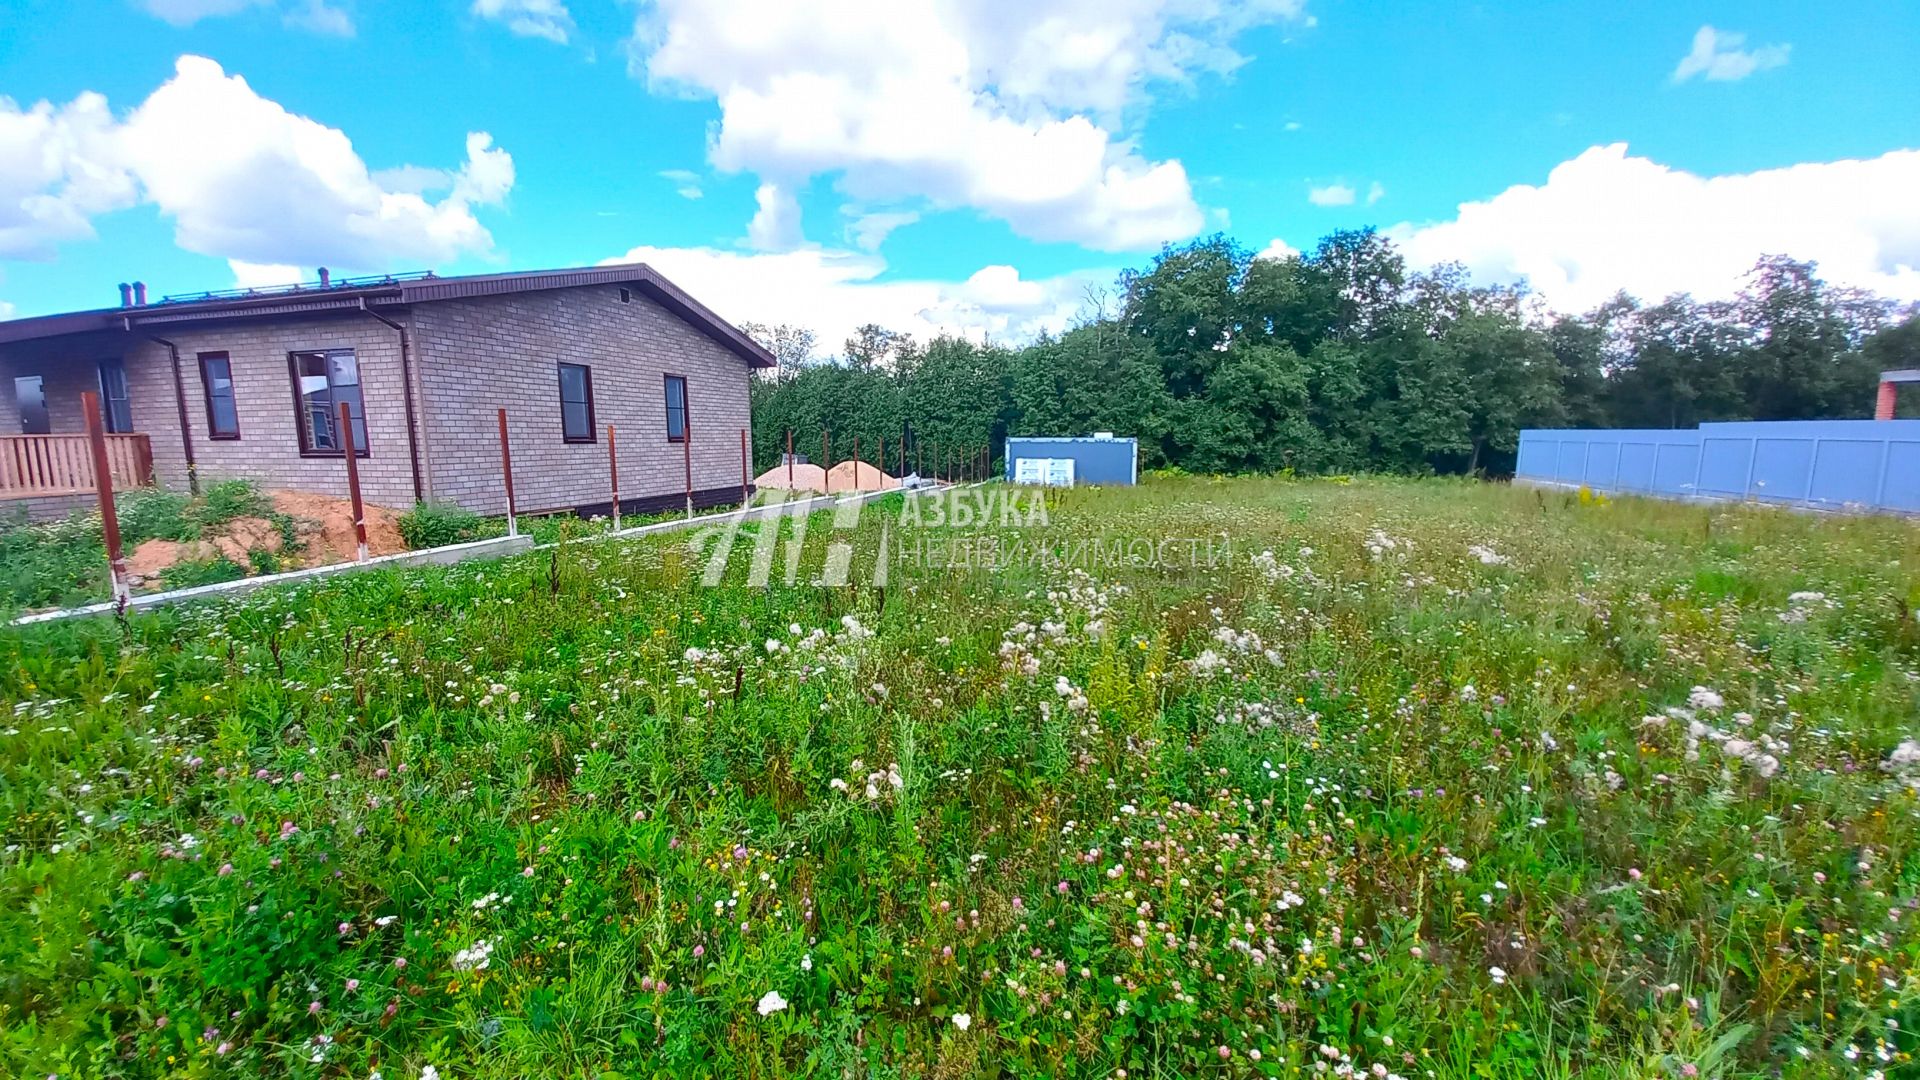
[0, 433, 155, 501]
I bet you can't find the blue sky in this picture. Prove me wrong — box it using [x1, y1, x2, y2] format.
[2, 0, 1916, 350]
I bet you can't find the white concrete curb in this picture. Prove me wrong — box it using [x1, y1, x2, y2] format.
[8, 481, 944, 626]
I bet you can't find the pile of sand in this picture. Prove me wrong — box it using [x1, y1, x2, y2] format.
[124, 490, 407, 586]
[825, 460, 898, 492]
[754, 462, 830, 493]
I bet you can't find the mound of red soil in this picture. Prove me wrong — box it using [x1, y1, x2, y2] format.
[124, 490, 407, 587]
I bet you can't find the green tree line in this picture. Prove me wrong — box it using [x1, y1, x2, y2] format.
[746, 230, 1920, 478]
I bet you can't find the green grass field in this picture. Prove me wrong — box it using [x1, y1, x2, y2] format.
[2, 476, 1917, 1079]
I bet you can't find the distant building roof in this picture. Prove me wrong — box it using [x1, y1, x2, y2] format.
[0, 262, 776, 368]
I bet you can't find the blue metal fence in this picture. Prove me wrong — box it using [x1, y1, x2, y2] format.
[1516, 420, 1920, 513]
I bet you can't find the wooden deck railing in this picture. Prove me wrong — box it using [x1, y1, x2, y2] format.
[0, 433, 154, 500]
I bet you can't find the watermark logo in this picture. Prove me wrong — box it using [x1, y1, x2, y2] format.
[688, 485, 1228, 587]
[899, 487, 1049, 529]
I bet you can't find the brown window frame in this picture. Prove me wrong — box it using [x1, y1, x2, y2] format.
[198, 352, 241, 440]
[664, 373, 688, 444]
[287, 348, 369, 458]
[558, 362, 596, 444]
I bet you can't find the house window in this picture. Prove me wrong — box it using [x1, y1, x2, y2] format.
[199, 352, 239, 439]
[97, 359, 133, 433]
[664, 374, 688, 442]
[558, 362, 595, 443]
[289, 349, 367, 455]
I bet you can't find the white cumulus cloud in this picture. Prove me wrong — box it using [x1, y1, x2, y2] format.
[1390, 143, 1920, 312]
[1254, 237, 1297, 261]
[0, 90, 134, 257]
[746, 182, 804, 252]
[629, 0, 1307, 251]
[228, 260, 304, 288]
[1673, 25, 1790, 83]
[139, 0, 353, 34]
[138, 0, 268, 25]
[1307, 183, 1354, 206]
[659, 168, 703, 200]
[283, 0, 353, 35]
[471, 0, 572, 44]
[604, 243, 1111, 354]
[0, 55, 514, 271]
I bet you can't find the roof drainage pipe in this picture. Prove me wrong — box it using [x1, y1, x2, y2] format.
[148, 335, 199, 495]
[358, 299, 425, 504]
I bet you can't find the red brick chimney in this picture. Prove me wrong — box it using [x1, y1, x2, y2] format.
[1880, 370, 1918, 420]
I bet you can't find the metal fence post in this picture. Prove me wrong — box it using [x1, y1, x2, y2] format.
[608, 424, 620, 530]
[497, 408, 517, 537]
[823, 431, 831, 495]
[683, 410, 694, 519]
[786, 428, 794, 489]
[739, 428, 750, 508]
[338, 401, 370, 563]
[82, 390, 132, 608]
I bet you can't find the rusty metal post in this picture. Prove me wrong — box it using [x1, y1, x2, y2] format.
[739, 428, 750, 508]
[878, 435, 886, 487]
[683, 409, 694, 519]
[608, 424, 620, 530]
[852, 434, 861, 491]
[82, 391, 132, 608]
[338, 401, 370, 563]
[786, 428, 794, 489]
[497, 408, 517, 538]
[823, 431, 831, 494]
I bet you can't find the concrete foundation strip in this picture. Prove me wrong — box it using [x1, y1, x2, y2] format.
[9, 480, 963, 626]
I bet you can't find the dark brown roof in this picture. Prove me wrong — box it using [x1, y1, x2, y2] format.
[0, 263, 777, 368]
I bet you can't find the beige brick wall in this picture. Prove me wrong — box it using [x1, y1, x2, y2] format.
[409, 285, 755, 515]
[4, 283, 760, 517]
[2, 317, 418, 508]
[133, 316, 419, 507]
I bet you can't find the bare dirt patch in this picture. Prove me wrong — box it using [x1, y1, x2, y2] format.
[269, 491, 406, 565]
[124, 491, 407, 586]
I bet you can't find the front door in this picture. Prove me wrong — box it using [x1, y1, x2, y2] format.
[14, 375, 48, 434]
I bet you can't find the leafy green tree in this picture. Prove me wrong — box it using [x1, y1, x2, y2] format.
[747, 233, 1907, 481]
[1120, 234, 1248, 397]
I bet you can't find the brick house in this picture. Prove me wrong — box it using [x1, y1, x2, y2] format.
[0, 265, 775, 519]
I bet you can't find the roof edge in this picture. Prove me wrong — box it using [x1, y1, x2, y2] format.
[0, 263, 778, 369]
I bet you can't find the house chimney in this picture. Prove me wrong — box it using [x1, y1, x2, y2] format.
[1880, 370, 1919, 419]
[318, 267, 331, 288]
[118, 283, 132, 307]
[133, 281, 147, 306]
